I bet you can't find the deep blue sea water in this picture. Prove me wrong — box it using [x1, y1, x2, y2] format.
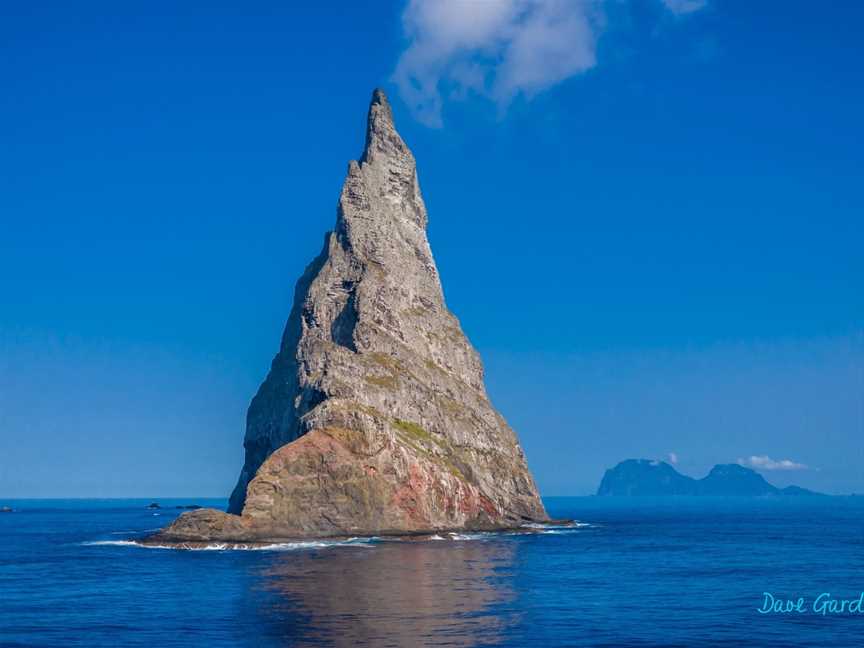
[1, 497, 863, 647]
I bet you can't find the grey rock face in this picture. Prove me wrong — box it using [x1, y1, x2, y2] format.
[155, 89, 546, 542]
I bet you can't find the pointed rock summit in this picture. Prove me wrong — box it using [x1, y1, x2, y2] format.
[152, 89, 547, 543]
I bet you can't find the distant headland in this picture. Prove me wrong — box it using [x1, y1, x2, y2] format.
[597, 459, 824, 497]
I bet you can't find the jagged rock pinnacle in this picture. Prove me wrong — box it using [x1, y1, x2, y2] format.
[369, 88, 393, 128]
[149, 88, 548, 544]
[361, 88, 399, 163]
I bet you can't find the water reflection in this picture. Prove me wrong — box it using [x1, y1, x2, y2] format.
[255, 538, 518, 647]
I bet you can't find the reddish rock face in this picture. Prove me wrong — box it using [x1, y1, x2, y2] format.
[150, 89, 547, 544]
[244, 428, 502, 536]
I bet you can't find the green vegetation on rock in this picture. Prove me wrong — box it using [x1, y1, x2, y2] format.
[364, 374, 397, 389]
[392, 418, 432, 443]
[391, 418, 466, 481]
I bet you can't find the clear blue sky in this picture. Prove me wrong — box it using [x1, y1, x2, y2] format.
[1, 1, 861, 497]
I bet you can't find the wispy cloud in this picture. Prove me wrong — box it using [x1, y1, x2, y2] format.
[392, 0, 708, 127]
[662, 0, 708, 16]
[392, 0, 601, 127]
[738, 455, 808, 471]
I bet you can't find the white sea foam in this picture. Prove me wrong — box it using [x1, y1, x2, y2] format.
[537, 529, 567, 535]
[108, 529, 162, 535]
[82, 540, 142, 547]
[82, 537, 378, 551]
[521, 521, 591, 531]
[84, 523, 591, 551]
[448, 532, 489, 541]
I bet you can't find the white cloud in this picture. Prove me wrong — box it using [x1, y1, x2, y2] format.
[667, 452, 679, 465]
[393, 0, 600, 127]
[662, 0, 708, 15]
[737, 455, 808, 471]
[392, 0, 708, 127]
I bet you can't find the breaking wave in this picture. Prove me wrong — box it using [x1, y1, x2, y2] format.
[83, 522, 593, 550]
[82, 537, 378, 551]
[521, 521, 591, 531]
[447, 532, 490, 541]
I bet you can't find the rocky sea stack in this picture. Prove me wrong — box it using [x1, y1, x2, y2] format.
[148, 89, 547, 543]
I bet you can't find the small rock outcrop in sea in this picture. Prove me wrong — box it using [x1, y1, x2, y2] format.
[597, 459, 823, 496]
[149, 89, 547, 543]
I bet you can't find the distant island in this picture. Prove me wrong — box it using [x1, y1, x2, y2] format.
[597, 459, 824, 497]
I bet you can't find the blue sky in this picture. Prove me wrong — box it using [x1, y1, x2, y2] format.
[1, 1, 861, 497]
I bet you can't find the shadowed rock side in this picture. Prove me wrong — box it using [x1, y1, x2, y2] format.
[150, 89, 546, 543]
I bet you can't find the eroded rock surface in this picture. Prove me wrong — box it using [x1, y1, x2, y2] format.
[151, 89, 546, 543]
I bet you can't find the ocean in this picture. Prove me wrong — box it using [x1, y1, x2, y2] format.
[1, 497, 862, 647]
